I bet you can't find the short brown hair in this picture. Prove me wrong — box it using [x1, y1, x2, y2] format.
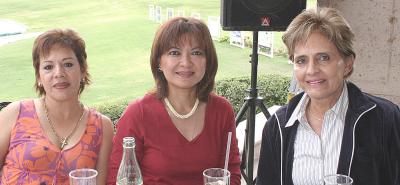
[282, 8, 356, 77]
[150, 17, 218, 101]
[32, 28, 91, 96]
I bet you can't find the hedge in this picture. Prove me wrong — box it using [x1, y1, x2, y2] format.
[95, 100, 129, 123]
[95, 74, 290, 123]
[215, 74, 290, 116]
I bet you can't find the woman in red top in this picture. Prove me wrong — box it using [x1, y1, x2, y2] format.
[107, 17, 241, 185]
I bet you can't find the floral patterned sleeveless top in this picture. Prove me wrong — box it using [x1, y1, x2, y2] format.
[1, 100, 103, 185]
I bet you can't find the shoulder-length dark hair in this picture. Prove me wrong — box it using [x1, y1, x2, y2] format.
[150, 17, 218, 101]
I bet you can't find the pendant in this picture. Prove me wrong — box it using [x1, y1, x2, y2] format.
[60, 138, 68, 149]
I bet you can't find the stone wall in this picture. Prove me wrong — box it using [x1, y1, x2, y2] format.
[318, 0, 400, 105]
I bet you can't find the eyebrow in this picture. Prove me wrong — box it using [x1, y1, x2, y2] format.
[294, 51, 331, 57]
[169, 45, 202, 50]
[191, 47, 202, 50]
[293, 55, 307, 59]
[41, 57, 76, 63]
[315, 52, 330, 55]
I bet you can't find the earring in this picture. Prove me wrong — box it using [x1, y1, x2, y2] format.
[38, 82, 42, 87]
[158, 66, 163, 72]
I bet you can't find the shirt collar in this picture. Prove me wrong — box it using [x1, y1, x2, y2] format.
[285, 81, 349, 128]
[286, 93, 309, 127]
[330, 83, 349, 117]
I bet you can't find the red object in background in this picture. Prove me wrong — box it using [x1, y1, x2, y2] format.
[261, 17, 271, 26]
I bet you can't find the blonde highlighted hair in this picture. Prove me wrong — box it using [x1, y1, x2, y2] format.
[282, 8, 356, 77]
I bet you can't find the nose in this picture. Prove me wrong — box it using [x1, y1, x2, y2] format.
[306, 60, 320, 75]
[54, 64, 65, 78]
[179, 52, 192, 66]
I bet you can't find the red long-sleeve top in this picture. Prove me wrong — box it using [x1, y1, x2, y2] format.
[107, 93, 241, 185]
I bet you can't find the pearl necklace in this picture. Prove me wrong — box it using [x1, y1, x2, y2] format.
[43, 98, 85, 149]
[164, 98, 199, 119]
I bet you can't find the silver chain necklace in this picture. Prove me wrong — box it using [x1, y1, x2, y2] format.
[164, 98, 199, 119]
[43, 98, 85, 149]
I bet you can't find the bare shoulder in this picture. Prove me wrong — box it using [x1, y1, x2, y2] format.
[0, 101, 21, 128]
[100, 114, 114, 137]
[0, 101, 20, 113]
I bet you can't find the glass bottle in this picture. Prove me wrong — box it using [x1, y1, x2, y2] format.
[116, 137, 143, 185]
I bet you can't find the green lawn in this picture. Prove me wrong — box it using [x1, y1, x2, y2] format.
[0, 0, 315, 106]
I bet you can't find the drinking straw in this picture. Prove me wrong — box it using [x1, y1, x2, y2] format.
[223, 132, 232, 180]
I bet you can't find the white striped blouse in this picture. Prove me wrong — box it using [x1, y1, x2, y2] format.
[285, 84, 349, 185]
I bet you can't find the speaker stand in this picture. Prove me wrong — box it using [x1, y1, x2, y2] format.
[236, 31, 271, 185]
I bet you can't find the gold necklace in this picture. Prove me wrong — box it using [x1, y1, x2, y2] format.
[164, 98, 199, 119]
[307, 106, 324, 121]
[43, 98, 85, 149]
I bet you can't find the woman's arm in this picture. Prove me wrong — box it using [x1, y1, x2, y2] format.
[219, 97, 241, 185]
[226, 119, 241, 185]
[0, 102, 19, 170]
[96, 115, 114, 185]
[387, 105, 400, 185]
[256, 115, 281, 185]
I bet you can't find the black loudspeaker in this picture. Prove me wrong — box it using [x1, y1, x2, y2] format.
[221, 0, 307, 31]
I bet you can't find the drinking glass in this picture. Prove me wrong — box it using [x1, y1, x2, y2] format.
[69, 168, 98, 185]
[324, 174, 353, 185]
[203, 168, 230, 185]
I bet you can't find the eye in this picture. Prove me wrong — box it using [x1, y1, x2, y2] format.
[168, 50, 180, 56]
[64, 62, 73, 67]
[318, 54, 330, 62]
[294, 57, 306, 65]
[43, 65, 53, 70]
[192, 50, 204, 56]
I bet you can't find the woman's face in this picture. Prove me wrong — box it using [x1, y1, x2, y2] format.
[159, 36, 206, 94]
[38, 45, 83, 101]
[293, 31, 354, 102]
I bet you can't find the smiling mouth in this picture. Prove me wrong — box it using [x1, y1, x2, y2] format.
[176, 71, 194, 78]
[307, 79, 325, 85]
